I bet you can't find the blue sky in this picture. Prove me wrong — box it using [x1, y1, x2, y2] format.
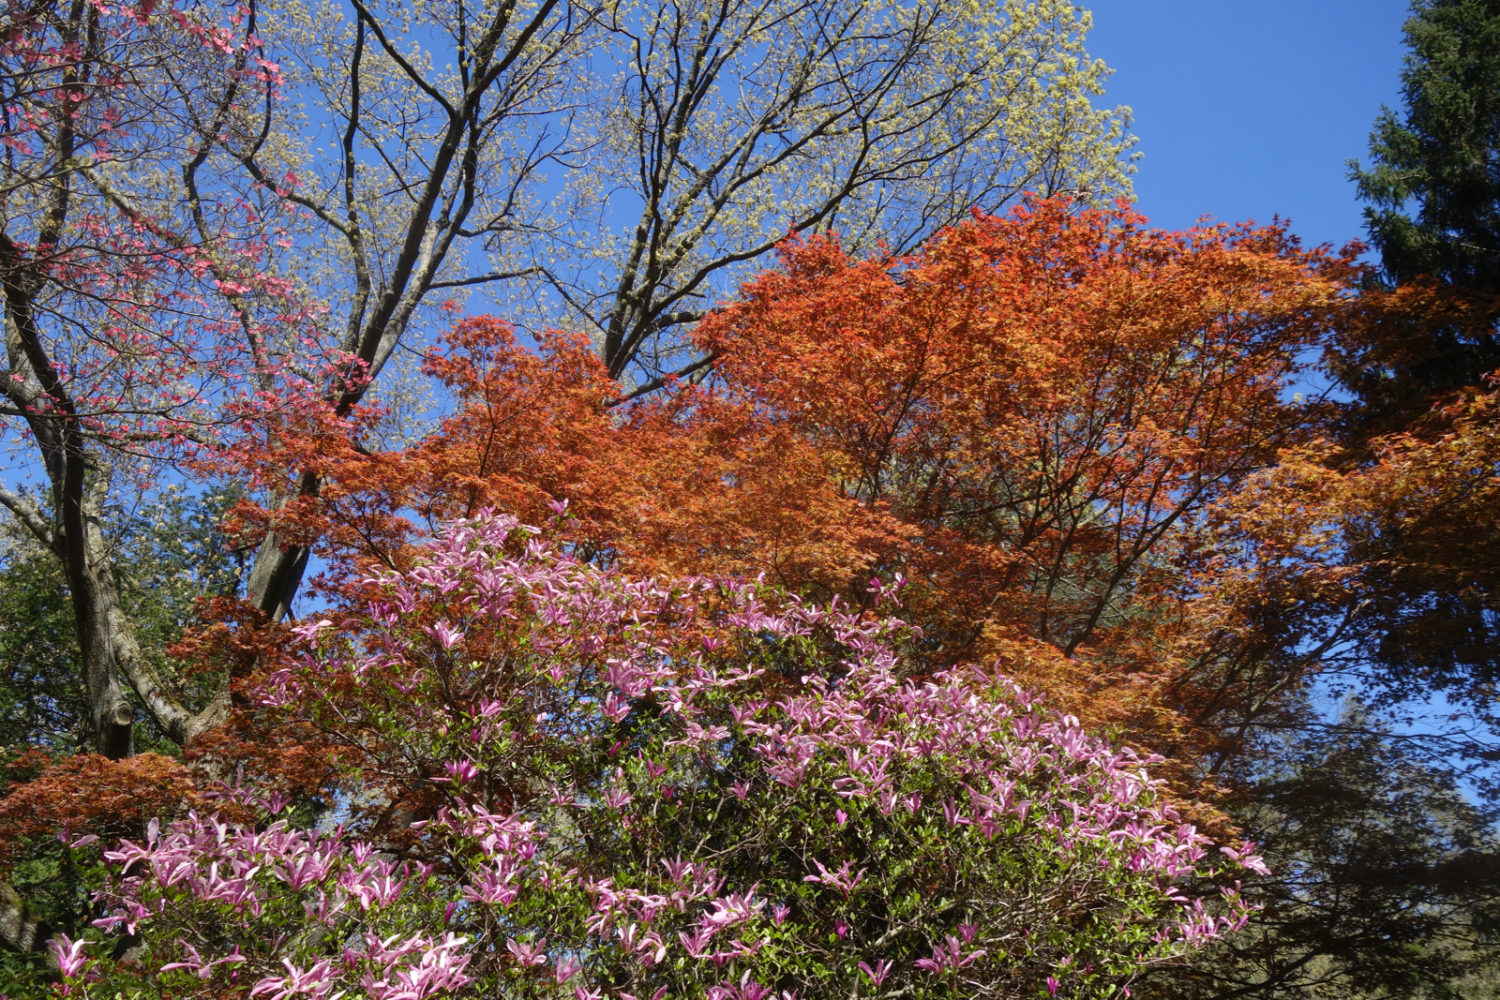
[1087, 0, 1413, 252]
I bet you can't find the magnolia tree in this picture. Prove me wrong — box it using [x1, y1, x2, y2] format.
[35, 512, 1265, 999]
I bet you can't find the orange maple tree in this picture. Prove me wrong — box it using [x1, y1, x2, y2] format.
[215, 198, 1364, 820]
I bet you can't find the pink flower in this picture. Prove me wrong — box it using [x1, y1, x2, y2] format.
[858, 959, 891, 985]
[913, 935, 986, 974]
[1220, 840, 1272, 876]
[802, 858, 866, 895]
[428, 619, 463, 650]
[506, 937, 547, 966]
[49, 934, 89, 980]
[161, 942, 247, 980]
[248, 958, 335, 1000]
[704, 889, 764, 929]
[555, 955, 583, 983]
[679, 926, 714, 958]
[437, 759, 478, 785]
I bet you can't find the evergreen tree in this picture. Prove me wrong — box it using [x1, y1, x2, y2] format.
[1344, 0, 1500, 423]
[1332, 0, 1500, 740]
